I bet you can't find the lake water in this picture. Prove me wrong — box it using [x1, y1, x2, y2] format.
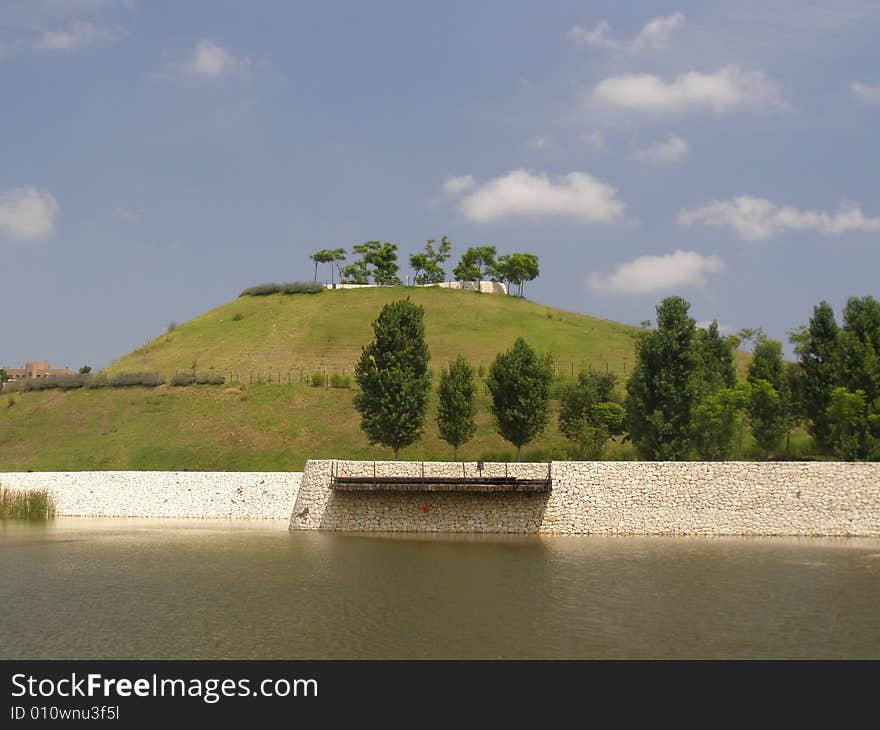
[2, 519, 879, 659]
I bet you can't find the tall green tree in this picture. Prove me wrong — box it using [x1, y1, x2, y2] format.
[695, 322, 742, 458]
[486, 337, 552, 460]
[436, 355, 477, 459]
[625, 296, 701, 460]
[696, 321, 736, 396]
[494, 253, 540, 297]
[746, 337, 792, 456]
[692, 386, 748, 460]
[825, 297, 880, 458]
[353, 299, 431, 458]
[794, 301, 840, 451]
[310, 248, 347, 285]
[838, 296, 880, 402]
[825, 387, 874, 460]
[309, 249, 335, 282]
[341, 258, 370, 284]
[410, 236, 452, 285]
[329, 248, 347, 285]
[453, 246, 497, 289]
[559, 370, 624, 458]
[345, 241, 401, 285]
[736, 327, 764, 352]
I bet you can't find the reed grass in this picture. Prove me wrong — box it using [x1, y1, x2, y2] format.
[0, 485, 56, 521]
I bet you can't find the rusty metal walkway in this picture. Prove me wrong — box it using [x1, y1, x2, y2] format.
[329, 462, 552, 493]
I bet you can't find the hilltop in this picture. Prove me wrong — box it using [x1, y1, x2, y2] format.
[1, 287, 748, 471]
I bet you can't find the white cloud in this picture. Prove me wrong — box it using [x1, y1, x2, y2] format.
[568, 20, 615, 49]
[458, 170, 625, 224]
[441, 174, 476, 196]
[851, 81, 880, 103]
[0, 187, 60, 241]
[678, 196, 880, 241]
[179, 39, 249, 78]
[36, 21, 126, 52]
[632, 12, 687, 51]
[568, 13, 685, 53]
[634, 134, 688, 165]
[112, 207, 140, 222]
[592, 65, 783, 114]
[590, 250, 724, 294]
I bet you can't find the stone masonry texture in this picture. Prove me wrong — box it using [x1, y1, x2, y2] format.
[0, 471, 302, 519]
[290, 460, 880, 536]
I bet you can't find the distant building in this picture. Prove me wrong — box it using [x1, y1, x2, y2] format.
[2, 361, 75, 381]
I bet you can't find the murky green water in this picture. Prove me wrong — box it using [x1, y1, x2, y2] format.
[1, 519, 879, 659]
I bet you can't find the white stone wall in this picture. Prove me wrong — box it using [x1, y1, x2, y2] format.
[323, 281, 508, 294]
[0, 471, 302, 519]
[290, 460, 880, 536]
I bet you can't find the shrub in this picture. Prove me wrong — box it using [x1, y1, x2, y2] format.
[171, 372, 225, 386]
[167, 321, 178, 334]
[281, 281, 323, 294]
[86, 374, 107, 389]
[240, 283, 282, 296]
[240, 282, 324, 297]
[170, 372, 195, 386]
[329, 373, 351, 389]
[107, 372, 165, 388]
[195, 372, 225, 385]
[21, 375, 89, 392]
[231, 313, 244, 321]
[311, 372, 326, 388]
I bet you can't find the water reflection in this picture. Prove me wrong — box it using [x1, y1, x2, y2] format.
[1, 519, 879, 659]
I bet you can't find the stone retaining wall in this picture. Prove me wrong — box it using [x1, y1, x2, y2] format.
[0, 471, 302, 519]
[290, 460, 880, 536]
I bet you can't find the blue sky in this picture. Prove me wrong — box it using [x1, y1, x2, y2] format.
[1, 0, 879, 370]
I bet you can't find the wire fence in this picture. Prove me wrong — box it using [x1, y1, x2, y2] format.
[0, 359, 633, 394]
[212, 357, 633, 389]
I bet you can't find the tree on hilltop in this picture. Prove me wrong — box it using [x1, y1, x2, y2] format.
[494, 252, 540, 297]
[410, 236, 452, 285]
[310, 248, 347, 285]
[453, 246, 496, 291]
[345, 241, 400, 285]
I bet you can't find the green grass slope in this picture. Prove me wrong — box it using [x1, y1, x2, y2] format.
[110, 286, 638, 379]
[0, 287, 698, 471]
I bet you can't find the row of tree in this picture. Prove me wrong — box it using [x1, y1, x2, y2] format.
[351, 294, 880, 462]
[353, 299, 551, 459]
[309, 240, 540, 295]
[624, 295, 880, 461]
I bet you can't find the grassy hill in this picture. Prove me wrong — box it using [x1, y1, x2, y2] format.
[1, 287, 758, 471]
[109, 286, 638, 380]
